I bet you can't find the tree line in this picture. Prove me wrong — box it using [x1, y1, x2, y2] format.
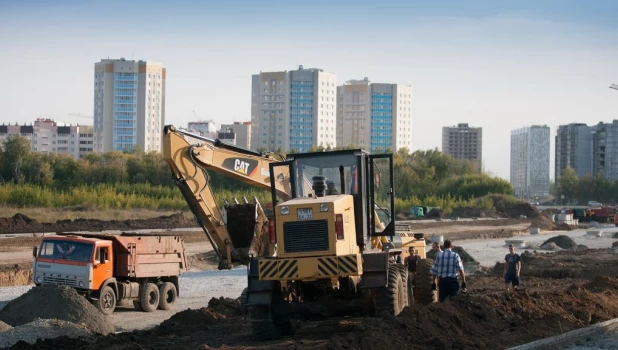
[552, 167, 618, 205]
[0, 134, 513, 209]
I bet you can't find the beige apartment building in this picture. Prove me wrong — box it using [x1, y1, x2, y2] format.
[221, 122, 251, 149]
[0, 118, 94, 159]
[251, 66, 337, 152]
[442, 123, 483, 171]
[336, 78, 412, 152]
[94, 58, 166, 153]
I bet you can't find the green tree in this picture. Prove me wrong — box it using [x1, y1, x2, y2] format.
[0, 134, 32, 184]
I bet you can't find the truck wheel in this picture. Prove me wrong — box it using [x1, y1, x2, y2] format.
[374, 265, 404, 317]
[158, 282, 177, 310]
[416, 259, 437, 305]
[95, 286, 116, 315]
[140, 283, 160, 312]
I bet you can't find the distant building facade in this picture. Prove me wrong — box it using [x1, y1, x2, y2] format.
[441, 123, 482, 171]
[510, 125, 551, 199]
[221, 122, 251, 149]
[555, 123, 593, 178]
[0, 118, 94, 159]
[336, 78, 412, 152]
[592, 120, 618, 180]
[94, 58, 166, 153]
[188, 121, 216, 135]
[251, 66, 337, 152]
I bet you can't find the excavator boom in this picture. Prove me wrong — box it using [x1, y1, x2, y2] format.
[162, 125, 290, 269]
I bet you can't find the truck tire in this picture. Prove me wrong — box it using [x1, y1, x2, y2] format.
[396, 264, 409, 308]
[140, 282, 160, 312]
[374, 265, 404, 317]
[416, 259, 437, 305]
[158, 282, 177, 310]
[94, 286, 116, 315]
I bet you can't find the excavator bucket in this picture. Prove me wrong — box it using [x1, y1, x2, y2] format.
[225, 198, 273, 264]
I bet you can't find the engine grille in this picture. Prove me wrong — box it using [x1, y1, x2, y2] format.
[283, 219, 329, 253]
[43, 276, 78, 287]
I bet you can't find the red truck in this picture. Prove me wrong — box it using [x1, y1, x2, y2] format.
[32, 233, 188, 314]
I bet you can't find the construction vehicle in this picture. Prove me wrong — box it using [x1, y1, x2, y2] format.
[162, 125, 434, 339]
[32, 233, 188, 315]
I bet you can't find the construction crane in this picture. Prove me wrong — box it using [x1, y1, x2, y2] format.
[69, 113, 93, 119]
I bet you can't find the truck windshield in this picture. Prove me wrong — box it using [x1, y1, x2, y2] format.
[39, 240, 94, 262]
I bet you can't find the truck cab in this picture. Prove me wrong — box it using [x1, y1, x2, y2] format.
[33, 236, 113, 291]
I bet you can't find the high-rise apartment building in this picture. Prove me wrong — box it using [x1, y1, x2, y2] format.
[336, 78, 412, 152]
[510, 125, 551, 199]
[555, 123, 593, 178]
[221, 122, 251, 149]
[94, 58, 166, 153]
[251, 66, 337, 152]
[592, 120, 618, 180]
[0, 118, 93, 159]
[441, 123, 482, 171]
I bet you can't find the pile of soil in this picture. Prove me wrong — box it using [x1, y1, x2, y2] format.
[555, 222, 576, 231]
[0, 264, 32, 287]
[0, 284, 115, 335]
[154, 307, 228, 336]
[489, 195, 540, 218]
[328, 277, 618, 349]
[0, 212, 198, 234]
[206, 297, 242, 317]
[425, 208, 444, 218]
[531, 216, 556, 230]
[0, 318, 92, 348]
[541, 235, 577, 250]
[451, 207, 499, 219]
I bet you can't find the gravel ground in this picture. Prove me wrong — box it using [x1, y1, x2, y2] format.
[0, 268, 247, 331]
[555, 326, 618, 349]
[0, 318, 93, 348]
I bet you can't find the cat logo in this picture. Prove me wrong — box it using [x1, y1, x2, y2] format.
[222, 158, 258, 177]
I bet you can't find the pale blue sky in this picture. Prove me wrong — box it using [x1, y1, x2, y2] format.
[1, 0, 617, 179]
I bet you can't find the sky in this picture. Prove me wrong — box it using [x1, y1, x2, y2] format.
[1, 0, 617, 180]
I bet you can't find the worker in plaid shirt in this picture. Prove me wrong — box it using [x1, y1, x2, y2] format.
[430, 240, 467, 302]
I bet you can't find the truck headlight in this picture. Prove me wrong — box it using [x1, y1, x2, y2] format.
[280, 206, 289, 215]
[320, 204, 329, 212]
[35, 276, 42, 283]
[78, 281, 85, 288]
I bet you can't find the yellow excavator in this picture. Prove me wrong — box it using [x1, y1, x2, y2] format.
[162, 125, 434, 339]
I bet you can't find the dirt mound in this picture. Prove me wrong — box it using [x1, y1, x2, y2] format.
[206, 297, 242, 317]
[451, 207, 499, 219]
[541, 235, 577, 250]
[425, 208, 443, 218]
[555, 222, 575, 231]
[328, 280, 618, 350]
[0, 318, 92, 348]
[0, 319, 11, 332]
[530, 216, 555, 230]
[154, 306, 228, 336]
[0, 212, 198, 234]
[0, 284, 114, 335]
[0, 214, 39, 231]
[583, 276, 618, 291]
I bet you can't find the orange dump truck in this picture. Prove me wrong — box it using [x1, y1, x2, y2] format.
[32, 233, 188, 314]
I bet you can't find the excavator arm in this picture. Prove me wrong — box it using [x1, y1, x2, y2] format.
[162, 125, 292, 269]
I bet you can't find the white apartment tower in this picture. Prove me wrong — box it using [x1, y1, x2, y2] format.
[94, 58, 166, 153]
[510, 125, 551, 200]
[336, 78, 412, 152]
[221, 122, 252, 149]
[251, 66, 337, 152]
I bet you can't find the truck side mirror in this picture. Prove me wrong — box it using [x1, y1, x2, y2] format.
[32, 246, 38, 257]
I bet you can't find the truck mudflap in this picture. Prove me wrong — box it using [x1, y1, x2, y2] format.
[246, 258, 275, 306]
[360, 252, 389, 288]
[256, 254, 362, 281]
